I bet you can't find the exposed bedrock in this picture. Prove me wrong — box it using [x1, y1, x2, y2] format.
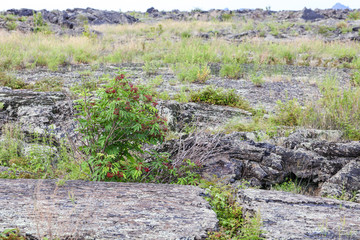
[158, 100, 252, 131]
[0, 87, 74, 138]
[0, 179, 218, 240]
[1, 87, 359, 201]
[238, 188, 360, 240]
[161, 131, 360, 201]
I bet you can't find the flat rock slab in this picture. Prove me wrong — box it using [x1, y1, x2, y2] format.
[238, 189, 360, 240]
[0, 179, 218, 240]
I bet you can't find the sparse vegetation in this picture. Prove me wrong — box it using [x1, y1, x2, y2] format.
[0, 20, 359, 71]
[33, 12, 51, 34]
[250, 73, 265, 87]
[1, 8, 360, 240]
[189, 85, 251, 111]
[271, 178, 303, 194]
[222, 76, 360, 140]
[220, 63, 244, 79]
[0, 72, 28, 89]
[0, 228, 25, 240]
[347, 11, 360, 20]
[201, 180, 263, 240]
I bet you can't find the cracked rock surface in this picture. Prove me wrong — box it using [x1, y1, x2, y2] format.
[238, 188, 360, 240]
[0, 179, 218, 240]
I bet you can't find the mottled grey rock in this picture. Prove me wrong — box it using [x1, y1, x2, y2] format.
[302, 8, 325, 21]
[238, 188, 360, 240]
[158, 100, 251, 131]
[320, 160, 360, 202]
[0, 88, 74, 139]
[0, 179, 218, 240]
[3, 8, 138, 35]
[161, 132, 358, 192]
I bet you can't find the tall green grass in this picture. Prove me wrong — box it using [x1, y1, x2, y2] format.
[1, 21, 360, 71]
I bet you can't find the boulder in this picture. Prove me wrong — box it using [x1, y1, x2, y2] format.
[0, 179, 218, 240]
[301, 8, 325, 21]
[6, 8, 35, 17]
[146, 7, 158, 14]
[160, 131, 358, 194]
[320, 160, 360, 201]
[238, 188, 360, 239]
[0, 88, 74, 139]
[158, 100, 252, 131]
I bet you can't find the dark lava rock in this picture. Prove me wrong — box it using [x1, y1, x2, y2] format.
[160, 130, 359, 198]
[146, 7, 158, 14]
[7, 8, 35, 16]
[301, 8, 325, 21]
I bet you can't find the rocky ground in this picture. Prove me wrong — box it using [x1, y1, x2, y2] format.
[1, 7, 360, 41]
[0, 6, 360, 240]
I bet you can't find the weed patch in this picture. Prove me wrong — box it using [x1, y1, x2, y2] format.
[220, 63, 244, 79]
[201, 181, 263, 239]
[271, 178, 303, 194]
[0, 72, 29, 89]
[189, 85, 252, 111]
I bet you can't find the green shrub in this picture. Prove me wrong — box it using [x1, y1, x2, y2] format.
[33, 11, 51, 34]
[220, 63, 244, 79]
[197, 65, 211, 83]
[148, 75, 164, 88]
[336, 21, 351, 34]
[143, 60, 162, 76]
[270, 77, 360, 140]
[75, 73, 200, 184]
[317, 25, 336, 36]
[221, 13, 234, 21]
[0, 124, 24, 167]
[174, 87, 190, 103]
[250, 73, 265, 87]
[70, 75, 106, 94]
[174, 63, 210, 83]
[83, 23, 97, 39]
[5, 21, 17, 31]
[302, 79, 360, 140]
[181, 31, 191, 39]
[189, 85, 251, 111]
[351, 71, 360, 87]
[273, 98, 302, 127]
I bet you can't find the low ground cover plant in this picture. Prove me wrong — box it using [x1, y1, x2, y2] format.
[0, 124, 85, 180]
[0, 228, 25, 240]
[189, 85, 252, 111]
[201, 180, 263, 239]
[271, 178, 303, 194]
[220, 63, 244, 79]
[0, 72, 28, 89]
[173, 63, 210, 83]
